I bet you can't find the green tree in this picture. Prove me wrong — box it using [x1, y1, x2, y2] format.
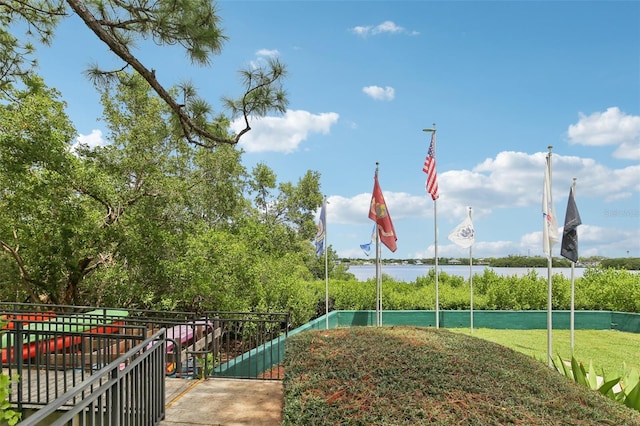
[1, 71, 323, 320]
[247, 163, 322, 256]
[2, 0, 287, 147]
[0, 77, 82, 304]
[75, 72, 253, 308]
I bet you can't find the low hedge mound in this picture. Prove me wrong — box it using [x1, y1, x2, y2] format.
[283, 327, 640, 425]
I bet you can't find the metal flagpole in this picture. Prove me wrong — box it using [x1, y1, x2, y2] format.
[434, 196, 439, 329]
[570, 177, 577, 354]
[469, 207, 474, 334]
[375, 221, 381, 327]
[323, 197, 329, 330]
[546, 145, 554, 368]
[374, 163, 382, 327]
[423, 125, 439, 329]
[377, 229, 382, 326]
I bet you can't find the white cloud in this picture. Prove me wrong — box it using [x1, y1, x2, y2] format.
[325, 150, 638, 223]
[232, 109, 339, 153]
[327, 150, 639, 258]
[327, 192, 428, 225]
[71, 129, 107, 153]
[464, 151, 639, 207]
[436, 240, 518, 258]
[567, 107, 640, 160]
[325, 150, 638, 222]
[256, 49, 279, 58]
[362, 85, 395, 101]
[249, 49, 280, 69]
[350, 21, 418, 37]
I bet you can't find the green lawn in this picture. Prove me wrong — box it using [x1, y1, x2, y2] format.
[449, 328, 640, 377]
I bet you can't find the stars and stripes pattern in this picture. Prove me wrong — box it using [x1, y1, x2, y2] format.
[423, 132, 439, 200]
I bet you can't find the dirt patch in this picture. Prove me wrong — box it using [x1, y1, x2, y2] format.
[258, 364, 284, 379]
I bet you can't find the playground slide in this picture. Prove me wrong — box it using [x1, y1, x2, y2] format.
[164, 320, 213, 353]
[161, 320, 216, 375]
[0, 312, 56, 330]
[1, 309, 128, 363]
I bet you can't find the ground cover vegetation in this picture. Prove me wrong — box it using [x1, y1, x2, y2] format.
[282, 327, 640, 425]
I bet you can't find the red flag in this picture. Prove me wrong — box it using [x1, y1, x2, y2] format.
[369, 173, 397, 252]
[423, 132, 439, 201]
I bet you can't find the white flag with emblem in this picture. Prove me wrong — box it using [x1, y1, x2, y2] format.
[448, 211, 475, 249]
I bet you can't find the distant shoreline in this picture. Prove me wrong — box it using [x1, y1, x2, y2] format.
[347, 264, 587, 282]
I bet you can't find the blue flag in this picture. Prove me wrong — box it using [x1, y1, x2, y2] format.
[360, 224, 376, 256]
[315, 204, 326, 257]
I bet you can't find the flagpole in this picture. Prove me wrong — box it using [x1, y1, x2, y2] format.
[323, 197, 329, 330]
[369, 162, 397, 326]
[377, 228, 382, 326]
[434, 196, 439, 329]
[469, 207, 474, 334]
[570, 178, 576, 354]
[546, 145, 553, 368]
[448, 208, 475, 332]
[423, 125, 439, 329]
[375, 163, 382, 327]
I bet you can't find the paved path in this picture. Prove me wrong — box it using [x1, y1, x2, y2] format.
[161, 378, 283, 426]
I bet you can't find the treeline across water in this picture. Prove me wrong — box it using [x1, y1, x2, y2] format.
[342, 256, 640, 270]
[301, 267, 639, 322]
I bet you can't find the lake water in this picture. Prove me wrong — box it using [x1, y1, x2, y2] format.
[347, 264, 586, 282]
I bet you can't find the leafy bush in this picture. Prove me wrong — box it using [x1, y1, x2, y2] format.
[0, 320, 21, 426]
[304, 266, 639, 322]
[553, 355, 640, 412]
[0, 374, 20, 426]
[577, 268, 640, 312]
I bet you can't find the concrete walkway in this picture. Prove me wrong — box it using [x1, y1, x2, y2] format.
[161, 378, 283, 426]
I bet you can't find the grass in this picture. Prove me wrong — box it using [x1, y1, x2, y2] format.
[449, 328, 640, 376]
[282, 327, 640, 426]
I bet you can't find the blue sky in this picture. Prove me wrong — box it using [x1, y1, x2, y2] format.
[24, 1, 639, 260]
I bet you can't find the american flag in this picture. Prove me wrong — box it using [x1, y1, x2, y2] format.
[423, 132, 439, 200]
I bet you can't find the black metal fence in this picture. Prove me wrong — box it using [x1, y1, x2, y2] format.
[17, 329, 167, 425]
[0, 303, 288, 415]
[0, 304, 289, 423]
[1, 303, 289, 382]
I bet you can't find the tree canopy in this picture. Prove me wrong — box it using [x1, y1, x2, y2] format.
[0, 0, 329, 319]
[1, 0, 287, 147]
[0, 71, 323, 321]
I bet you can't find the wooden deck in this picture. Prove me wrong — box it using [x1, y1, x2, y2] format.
[7, 367, 110, 409]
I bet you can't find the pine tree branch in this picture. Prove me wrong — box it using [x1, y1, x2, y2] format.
[65, 0, 244, 147]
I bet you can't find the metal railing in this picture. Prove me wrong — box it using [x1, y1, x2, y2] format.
[0, 304, 289, 425]
[17, 328, 167, 425]
[2, 310, 149, 408]
[1, 304, 290, 384]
